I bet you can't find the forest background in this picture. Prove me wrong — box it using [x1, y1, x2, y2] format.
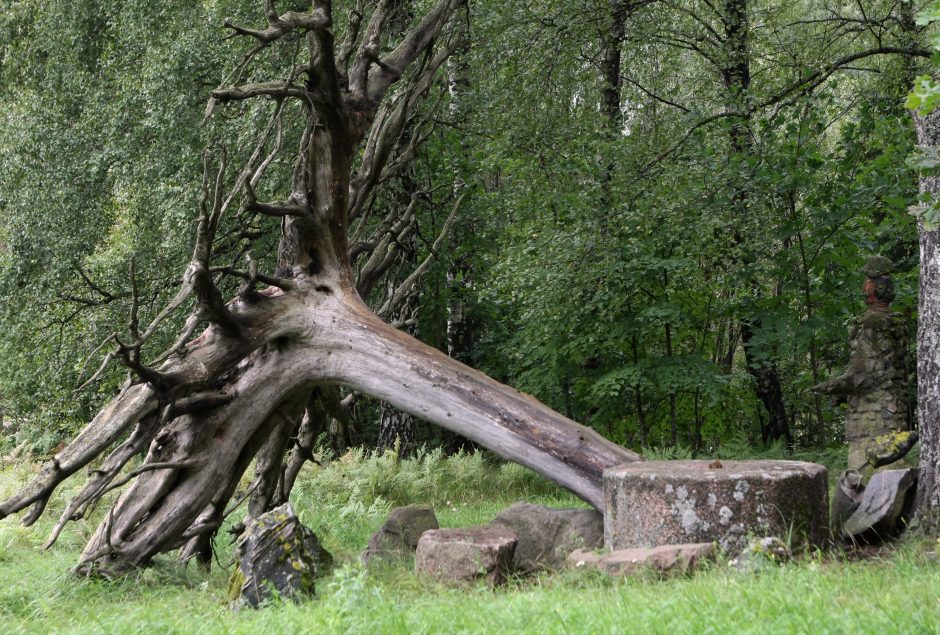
[0, 0, 930, 459]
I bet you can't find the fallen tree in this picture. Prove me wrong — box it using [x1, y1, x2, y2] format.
[0, 0, 638, 575]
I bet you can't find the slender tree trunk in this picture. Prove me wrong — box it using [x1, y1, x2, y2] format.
[665, 321, 678, 446]
[795, 227, 826, 447]
[693, 389, 703, 454]
[915, 111, 940, 531]
[631, 333, 647, 446]
[720, 0, 791, 443]
[442, 19, 476, 456]
[599, 0, 628, 211]
[741, 319, 791, 444]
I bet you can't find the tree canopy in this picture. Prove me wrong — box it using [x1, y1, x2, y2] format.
[2, 0, 926, 451]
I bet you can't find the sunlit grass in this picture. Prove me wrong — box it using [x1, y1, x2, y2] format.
[1, 448, 938, 634]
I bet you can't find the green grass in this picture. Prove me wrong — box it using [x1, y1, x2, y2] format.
[1, 448, 939, 634]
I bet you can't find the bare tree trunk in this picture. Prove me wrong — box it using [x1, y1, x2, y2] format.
[599, 0, 628, 210]
[793, 225, 827, 447]
[741, 319, 791, 444]
[442, 17, 477, 456]
[631, 333, 647, 446]
[915, 110, 940, 532]
[665, 321, 678, 447]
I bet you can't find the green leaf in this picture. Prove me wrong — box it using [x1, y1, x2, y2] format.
[915, 2, 940, 26]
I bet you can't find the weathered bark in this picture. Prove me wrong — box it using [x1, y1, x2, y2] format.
[915, 110, 940, 532]
[64, 289, 635, 571]
[278, 391, 329, 503]
[0, 0, 639, 573]
[377, 289, 419, 456]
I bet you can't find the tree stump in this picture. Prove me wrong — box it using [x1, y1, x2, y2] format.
[604, 460, 829, 552]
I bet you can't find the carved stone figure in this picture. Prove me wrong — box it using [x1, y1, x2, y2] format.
[813, 256, 912, 473]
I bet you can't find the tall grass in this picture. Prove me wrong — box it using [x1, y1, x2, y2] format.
[1, 445, 938, 634]
[294, 445, 566, 508]
[290, 446, 575, 556]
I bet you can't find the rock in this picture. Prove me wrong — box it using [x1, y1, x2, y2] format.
[415, 526, 517, 586]
[604, 460, 829, 552]
[362, 504, 439, 563]
[831, 470, 865, 535]
[729, 537, 791, 572]
[842, 468, 917, 540]
[866, 431, 919, 469]
[567, 543, 715, 576]
[490, 502, 603, 572]
[229, 503, 332, 608]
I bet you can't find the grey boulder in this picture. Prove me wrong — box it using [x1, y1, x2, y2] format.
[362, 504, 439, 563]
[229, 503, 332, 608]
[490, 502, 603, 572]
[842, 468, 917, 540]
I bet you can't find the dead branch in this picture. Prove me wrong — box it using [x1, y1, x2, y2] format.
[364, 0, 465, 103]
[244, 180, 307, 217]
[210, 265, 297, 291]
[223, 8, 331, 44]
[378, 190, 465, 318]
[206, 82, 307, 118]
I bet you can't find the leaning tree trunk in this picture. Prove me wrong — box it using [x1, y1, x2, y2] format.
[915, 110, 940, 532]
[0, 0, 639, 575]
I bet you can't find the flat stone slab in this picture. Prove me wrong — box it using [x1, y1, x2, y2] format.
[842, 468, 916, 539]
[415, 526, 517, 586]
[604, 460, 829, 552]
[490, 502, 603, 572]
[567, 543, 715, 576]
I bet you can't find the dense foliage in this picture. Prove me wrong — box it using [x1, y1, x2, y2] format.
[0, 0, 931, 454]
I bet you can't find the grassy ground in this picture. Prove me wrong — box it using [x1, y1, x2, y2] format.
[1, 447, 939, 634]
